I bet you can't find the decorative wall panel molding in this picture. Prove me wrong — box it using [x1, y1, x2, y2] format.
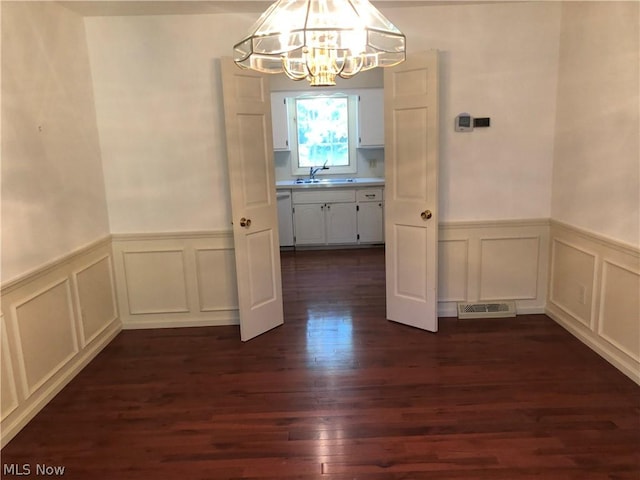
[479, 236, 540, 301]
[73, 255, 118, 347]
[546, 221, 640, 384]
[12, 278, 79, 397]
[1, 315, 19, 421]
[438, 219, 550, 317]
[549, 238, 596, 328]
[123, 250, 190, 314]
[438, 239, 468, 302]
[112, 231, 239, 329]
[195, 248, 239, 312]
[0, 237, 120, 447]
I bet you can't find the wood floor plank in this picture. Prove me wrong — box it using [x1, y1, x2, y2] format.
[1, 247, 638, 479]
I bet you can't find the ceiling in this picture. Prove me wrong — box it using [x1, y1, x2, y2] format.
[58, 0, 498, 17]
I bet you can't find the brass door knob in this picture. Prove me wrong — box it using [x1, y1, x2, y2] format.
[240, 217, 251, 227]
[421, 210, 432, 220]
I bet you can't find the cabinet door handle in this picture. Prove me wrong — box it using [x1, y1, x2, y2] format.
[365, 194, 376, 198]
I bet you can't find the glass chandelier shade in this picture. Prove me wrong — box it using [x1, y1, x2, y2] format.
[233, 0, 406, 87]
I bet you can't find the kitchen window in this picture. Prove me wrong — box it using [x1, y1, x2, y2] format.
[289, 94, 358, 176]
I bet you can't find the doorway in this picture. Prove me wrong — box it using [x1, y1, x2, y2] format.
[221, 51, 439, 342]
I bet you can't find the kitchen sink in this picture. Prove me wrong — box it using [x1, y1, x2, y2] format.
[295, 178, 355, 184]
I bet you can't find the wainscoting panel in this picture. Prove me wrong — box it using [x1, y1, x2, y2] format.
[1, 315, 19, 421]
[112, 232, 239, 329]
[479, 237, 540, 301]
[195, 248, 238, 312]
[437, 239, 468, 302]
[438, 219, 550, 317]
[74, 255, 118, 347]
[123, 250, 190, 315]
[0, 237, 121, 447]
[598, 260, 640, 362]
[12, 278, 79, 397]
[546, 221, 640, 384]
[549, 239, 596, 329]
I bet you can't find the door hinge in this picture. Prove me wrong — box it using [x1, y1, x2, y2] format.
[356, 205, 359, 211]
[357, 234, 360, 240]
[292, 207, 295, 213]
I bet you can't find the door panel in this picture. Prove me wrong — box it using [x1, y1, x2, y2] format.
[220, 57, 284, 341]
[385, 51, 439, 332]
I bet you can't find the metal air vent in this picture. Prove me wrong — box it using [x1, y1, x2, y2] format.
[457, 301, 516, 319]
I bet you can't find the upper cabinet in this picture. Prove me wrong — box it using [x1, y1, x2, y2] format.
[357, 88, 384, 148]
[271, 92, 290, 150]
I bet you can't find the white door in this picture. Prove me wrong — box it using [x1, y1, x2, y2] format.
[220, 57, 284, 341]
[384, 50, 439, 332]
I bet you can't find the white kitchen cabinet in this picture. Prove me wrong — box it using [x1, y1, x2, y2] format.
[358, 88, 384, 148]
[292, 189, 357, 246]
[357, 188, 384, 244]
[271, 92, 290, 150]
[290, 186, 383, 247]
[325, 203, 358, 244]
[293, 203, 326, 245]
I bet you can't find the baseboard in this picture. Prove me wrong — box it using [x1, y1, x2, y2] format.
[122, 313, 239, 330]
[546, 304, 639, 385]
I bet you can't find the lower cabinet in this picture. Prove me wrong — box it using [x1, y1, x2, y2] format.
[356, 188, 384, 244]
[293, 202, 358, 245]
[326, 202, 358, 244]
[293, 203, 326, 244]
[290, 187, 383, 246]
[357, 201, 384, 243]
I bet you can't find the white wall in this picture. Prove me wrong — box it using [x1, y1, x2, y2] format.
[551, 1, 639, 247]
[382, 2, 561, 222]
[84, 2, 562, 233]
[85, 13, 255, 233]
[1, 1, 110, 282]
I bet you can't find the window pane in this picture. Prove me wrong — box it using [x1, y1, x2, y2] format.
[296, 97, 349, 168]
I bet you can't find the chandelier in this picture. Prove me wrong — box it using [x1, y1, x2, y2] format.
[233, 0, 406, 87]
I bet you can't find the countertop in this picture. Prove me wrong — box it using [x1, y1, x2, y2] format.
[276, 177, 385, 190]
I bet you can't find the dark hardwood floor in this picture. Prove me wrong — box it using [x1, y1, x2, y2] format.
[2, 248, 638, 479]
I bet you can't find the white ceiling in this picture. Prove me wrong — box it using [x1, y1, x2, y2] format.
[58, 0, 499, 17]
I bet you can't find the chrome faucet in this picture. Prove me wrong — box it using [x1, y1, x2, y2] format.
[309, 160, 329, 180]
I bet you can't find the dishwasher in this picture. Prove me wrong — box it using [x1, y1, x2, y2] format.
[276, 191, 294, 247]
